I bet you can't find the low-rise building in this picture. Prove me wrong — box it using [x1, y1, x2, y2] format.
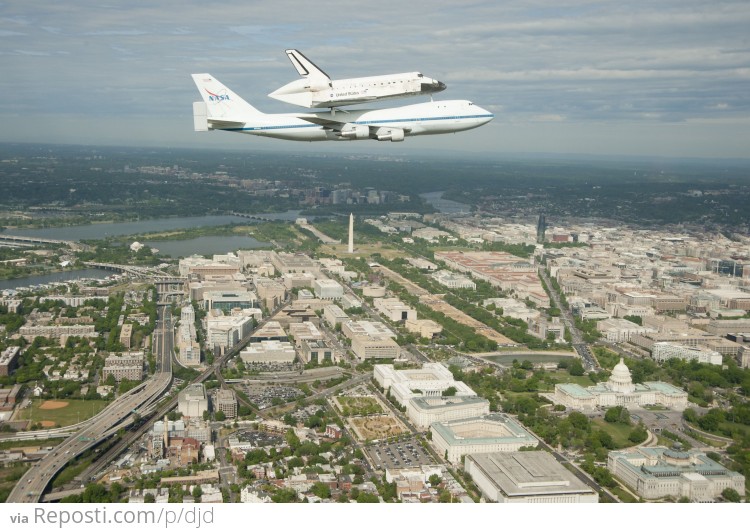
[203, 290, 257, 312]
[251, 321, 288, 342]
[407, 396, 490, 430]
[254, 278, 287, 310]
[404, 319, 443, 339]
[597, 318, 649, 343]
[282, 272, 316, 289]
[313, 279, 344, 300]
[465, 451, 598, 503]
[431, 413, 538, 463]
[608, 447, 745, 502]
[432, 271, 476, 290]
[323, 304, 349, 328]
[19, 324, 97, 341]
[374, 297, 417, 322]
[351, 336, 400, 361]
[300, 340, 334, 363]
[240, 340, 296, 364]
[341, 320, 395, 340]
[102, 352, 144, 383]
[288, 321, 324, 342]
[652, 342, 722, 365]
[374, 363, 475, 406]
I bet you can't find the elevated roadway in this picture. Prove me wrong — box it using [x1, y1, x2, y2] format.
[7, 307, 173, 503]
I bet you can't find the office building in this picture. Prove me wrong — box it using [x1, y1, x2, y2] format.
[214, 389, 237, 419]
[351, 336, 400, 361]
[240, 340, 296, 364]
[465, 451, 598, 503]
[431, 413, 538, 463]
[374, 363, 475, 406]
[178, 384, 209, 418]
[313, 279, 344, 300]
[406, 396, 490, 430]
[608, 447, 745, 502]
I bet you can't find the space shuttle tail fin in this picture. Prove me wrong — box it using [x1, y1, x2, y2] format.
[285, 49, 331, 86]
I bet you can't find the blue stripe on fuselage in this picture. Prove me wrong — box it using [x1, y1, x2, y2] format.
[221, 113, 494, 132]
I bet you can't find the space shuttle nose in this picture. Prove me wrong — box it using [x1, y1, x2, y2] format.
[421, 78, 447, 94]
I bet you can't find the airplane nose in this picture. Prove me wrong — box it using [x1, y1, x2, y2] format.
[474, 105, 494, 124]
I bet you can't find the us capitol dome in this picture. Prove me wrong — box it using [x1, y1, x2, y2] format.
[549, 357, 688, 411]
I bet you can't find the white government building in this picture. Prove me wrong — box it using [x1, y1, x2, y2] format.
[465, 451, 598, 503]
[239, 340, 297, 364]
[608, 447, 745, 502]
[406, 396, 490, 430]
[430, 413, 538, 464]
[373, 363, 475, 406]
[652, 342, 722, 366]
[551, 358, 688, 410]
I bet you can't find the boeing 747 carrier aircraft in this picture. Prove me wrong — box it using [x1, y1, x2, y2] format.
[192, 74, 493, 143]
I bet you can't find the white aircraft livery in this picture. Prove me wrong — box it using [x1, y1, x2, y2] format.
[268, 49, 446, 108]
[192, 74, 493, 143]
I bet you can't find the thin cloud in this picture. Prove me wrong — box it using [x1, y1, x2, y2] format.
[0, 0, 747, 158]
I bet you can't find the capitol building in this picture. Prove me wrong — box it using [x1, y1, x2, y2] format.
[550, 358, 688, 411]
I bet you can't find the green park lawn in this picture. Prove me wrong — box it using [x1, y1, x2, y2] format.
[592, 418, 636, 448]
[16, 399, 109, 428]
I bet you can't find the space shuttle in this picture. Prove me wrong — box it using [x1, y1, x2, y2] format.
[268, 49, 446, 109]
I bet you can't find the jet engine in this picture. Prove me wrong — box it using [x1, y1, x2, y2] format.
[338, 123, 370, 140]
[375, 127, 405, 142]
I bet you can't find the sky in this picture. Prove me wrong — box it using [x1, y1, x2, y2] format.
[1, 0, 749, 159]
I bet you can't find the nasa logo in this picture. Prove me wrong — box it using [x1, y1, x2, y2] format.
[205, 89, 230, 102]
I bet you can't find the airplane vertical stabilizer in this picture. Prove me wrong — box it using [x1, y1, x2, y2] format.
[191, 74, 264, 120]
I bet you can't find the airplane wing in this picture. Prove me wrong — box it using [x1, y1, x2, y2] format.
[297, 114, 410, 141]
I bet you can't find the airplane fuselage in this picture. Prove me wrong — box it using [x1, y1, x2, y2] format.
[211, 100, 493, 142]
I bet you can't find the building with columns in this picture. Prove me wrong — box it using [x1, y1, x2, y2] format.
[551, 358, 687, 411]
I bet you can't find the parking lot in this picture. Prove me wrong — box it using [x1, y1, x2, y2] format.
[366, 437, 435, 470]
[234, 429, 283, 447]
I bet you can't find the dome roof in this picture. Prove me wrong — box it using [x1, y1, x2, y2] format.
[607, 358, 635, 393]
[611, 358, 631, 379]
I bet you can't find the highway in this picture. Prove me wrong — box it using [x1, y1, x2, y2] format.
[7, 306, 174, 503]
